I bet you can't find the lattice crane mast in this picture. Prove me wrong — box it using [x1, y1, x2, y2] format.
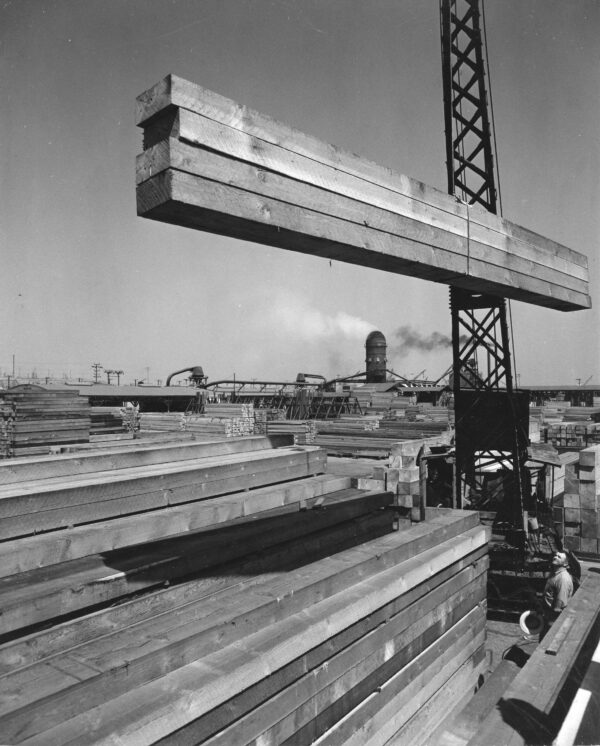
[439, 0, 530, 544]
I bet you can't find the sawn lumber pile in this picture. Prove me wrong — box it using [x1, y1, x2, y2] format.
[135, 75, 590, 311]
[0, 387, 91, 458]
[314, 419, 451, 457]
[0, 429, 489, 745]
[89, 406, 127, 436]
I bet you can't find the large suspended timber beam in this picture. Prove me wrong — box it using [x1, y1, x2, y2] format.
[136, 75, 590, 312]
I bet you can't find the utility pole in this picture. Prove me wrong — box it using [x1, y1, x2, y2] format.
[92, 363, 103, 383]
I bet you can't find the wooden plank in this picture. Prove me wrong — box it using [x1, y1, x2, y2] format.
[0, 505, 392, 644]
[137, 168, 589, 311]
[380, 650, 488, 746]
[134, 75, 591, 311]
[14, 526, 488, 745]
[136, 122, 588, 293]
[469, 571, 600, 746]
[0, 473, 352, 578]
[0, 487, 389, 659]
[0, 447, 326, 538]
[197, 570, 486, 746]
[3, 522, 487, 742]
[304, 609, 486, 746]
[0, 454, 327, 541]
[0, 434, 292, 485]
[156, 553, 488, 746]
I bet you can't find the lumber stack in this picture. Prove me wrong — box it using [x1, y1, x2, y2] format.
[139, 412, 185, 431]
[200, 403, 254, 437]
[542, 422, 600, 450]
[318, 417, 380, 432]
[135, 75, 590, 312]
[266, 419, 318, 444]
[564, 406, 600, 421]
[89, 406, 127, 435]
[252, 407, 286, 434]
[314, 418, 452, 458]
[0, 505, 490, 745]
[554, 443, 600, 557]
[0, 442, 326, 547]
[0, 386, 91, 458]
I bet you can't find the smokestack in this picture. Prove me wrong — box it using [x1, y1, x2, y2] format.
[365, 331, 387, 383]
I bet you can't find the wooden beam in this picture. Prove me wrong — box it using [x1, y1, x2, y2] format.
[470, 571, 600, 745]
[135, 75, 591, 312]
[0, 446, 326, 540]
[202, 571, 486, 746]
[0, 471, 351, 579]
[7, 522, 488, 744]
[0, 488, 390, 658]
[0, 488, 391, 641]
[0, 435, 292, 485]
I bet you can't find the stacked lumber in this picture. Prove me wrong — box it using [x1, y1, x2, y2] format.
[89, 406, 126, 435]
[399, 404, 452, 424]
[543, 422, 600, 450]
[139, 412, 185, 431]
[199, 402, 255, 436]
[0, 387, 91, 458]
[315, 418, 380, 433]
[553, 443, 600, 557]
[314, 418, 452, 458]
[564, 406, 600, 422]
[266, 419, 317, 444]
[0, 443, 326, 545]
[183, 417, 229, 438]
[0, 506, 490, 745]
[135, 76, 590, 311]
[339, 414, 382, 429]
[203, 402, 251, 417]
[253, 407, 286, 433]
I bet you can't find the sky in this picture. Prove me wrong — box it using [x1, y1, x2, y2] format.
[2, 0, 599, 386]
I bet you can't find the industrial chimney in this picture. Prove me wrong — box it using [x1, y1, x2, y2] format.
[365, 331, 387, 383]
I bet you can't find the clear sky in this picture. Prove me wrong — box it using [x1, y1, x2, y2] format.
[2, 0, 599, 386]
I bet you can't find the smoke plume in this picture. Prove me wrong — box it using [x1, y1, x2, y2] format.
[276, 294, 375, 341]
[390, 325, 454, 354]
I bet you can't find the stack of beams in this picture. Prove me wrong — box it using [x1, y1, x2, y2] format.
[201, 403, 255, 436]
[543, 423, 600, 450]
[253, 407, 286, 434]
[139, 412, 186, 431]
[135, 75, 590, 312]
[0, 508, 489, 744]
[0, 388, 91, 458]
[0, 422, 491, 744]
[314, 420, 451, 458]
[266, 419, 318, 444]
[90, 406, 126, 436]
[564, 406, 600, 421]
[554, 444, 600, 557]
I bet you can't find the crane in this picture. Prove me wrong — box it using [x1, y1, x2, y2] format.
[439, 0, 530, 547]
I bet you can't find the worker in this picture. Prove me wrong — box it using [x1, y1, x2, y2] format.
[541, 551, 574, 638]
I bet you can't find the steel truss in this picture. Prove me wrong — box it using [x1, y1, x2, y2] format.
[441, 0, 530, 537]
